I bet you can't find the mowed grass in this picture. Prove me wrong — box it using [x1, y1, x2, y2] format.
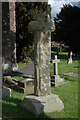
[18, 62, 27, 69]
[47, 77, 78, 118]
[2, 52, 79, 119]
[12, 76, 24, 81]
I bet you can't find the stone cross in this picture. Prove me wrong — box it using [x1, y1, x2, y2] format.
[2, 2, 18, 74]
[51, 55, 67, 87]
[52, 55, 60, 76]
[9, 2, 18, 71]
[28, 13, 55, 96]
[21, 13, 64, 115]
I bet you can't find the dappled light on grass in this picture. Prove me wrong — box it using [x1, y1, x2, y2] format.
[2, 52, 79, 119]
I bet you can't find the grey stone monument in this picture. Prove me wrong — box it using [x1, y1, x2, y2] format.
[28, 13, 53, 96]
[9, 2, 18, 71]
[67, 51, 73, 64]
[21, 13, 64, 115]
[53, 55, 60, 76]
[2, 86, 11, 98]
[51, 55, 67, 87]
[2, 2, 18, 74]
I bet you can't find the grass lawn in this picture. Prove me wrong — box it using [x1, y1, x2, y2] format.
[2, 52, 79, 119]
[18, 62, 28, 70]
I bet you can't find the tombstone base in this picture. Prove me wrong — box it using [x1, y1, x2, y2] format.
[51, 75, 68, 87]
[21, 93, 64, 115]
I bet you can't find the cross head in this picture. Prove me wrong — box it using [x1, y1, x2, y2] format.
[52, 55, 60, 75]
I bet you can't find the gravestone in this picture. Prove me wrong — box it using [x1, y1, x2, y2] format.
[67, 51, 73, 64]
[51, 55, 68, 87]
[21, 13, 64, 115]
[2, 86, 11, 98]
[53, 55, 60, 76]
[14, 78, 34, 93]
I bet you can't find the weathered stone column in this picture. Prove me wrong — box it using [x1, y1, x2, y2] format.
[2, 2, 18, 74]
[2, 3, 12, 74]
[28, 13, 54, 96]
[9, 2, 18, 71]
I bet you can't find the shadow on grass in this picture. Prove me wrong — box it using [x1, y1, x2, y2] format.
[2, 97, 53, 120]
[63, 76, 78, 82]
[4, 71, 23, 77]
[73, 66, 80, 68]
[2, 97, 33, 119]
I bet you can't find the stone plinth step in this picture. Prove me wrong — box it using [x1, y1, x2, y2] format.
[21, 93, 64, 115]
[51, 75, 68, 87]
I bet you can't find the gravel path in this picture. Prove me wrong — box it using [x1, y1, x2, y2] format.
[18, 62, 34, 76]
[7, 62, 34, 77]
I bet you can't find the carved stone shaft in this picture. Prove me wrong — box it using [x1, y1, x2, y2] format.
[28, 13, 55, 96]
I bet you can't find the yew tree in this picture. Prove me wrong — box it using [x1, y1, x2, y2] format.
[53, 4, 80, 55]
[16, 2, 51, 62]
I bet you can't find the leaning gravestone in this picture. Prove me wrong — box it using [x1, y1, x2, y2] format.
[51, 55, 68, 87]
[21, 13, 64, 115]
[2, 86, 11, 98]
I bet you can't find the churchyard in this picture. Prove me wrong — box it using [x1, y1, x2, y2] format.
[1, 3, 79, 119]
[2, 50, 79, 119]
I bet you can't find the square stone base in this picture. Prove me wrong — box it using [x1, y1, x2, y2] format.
[21, 93, 64, 115]
[51, 75, 68, 87]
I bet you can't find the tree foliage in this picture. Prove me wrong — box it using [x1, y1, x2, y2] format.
[52, 4, 80, 54]
[16, 2, 51, 62]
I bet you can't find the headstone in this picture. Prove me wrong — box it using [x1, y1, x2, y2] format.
[51, 55, 67, 87]
[67, 51, 73, 64]
[21, 13, 64, 115]
[52, 55, 60, 76]
[2, 86, 11, 98]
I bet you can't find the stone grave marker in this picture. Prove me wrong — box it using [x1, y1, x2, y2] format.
[2, 86, 11, 98]
[3, 75, 34, 94]
[52, 55, 60, 76]
[67, 51, 73, 64]
[51, 55, 68, 87]
[21, 13, 64, 115]
[15, 78, 34, 93]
